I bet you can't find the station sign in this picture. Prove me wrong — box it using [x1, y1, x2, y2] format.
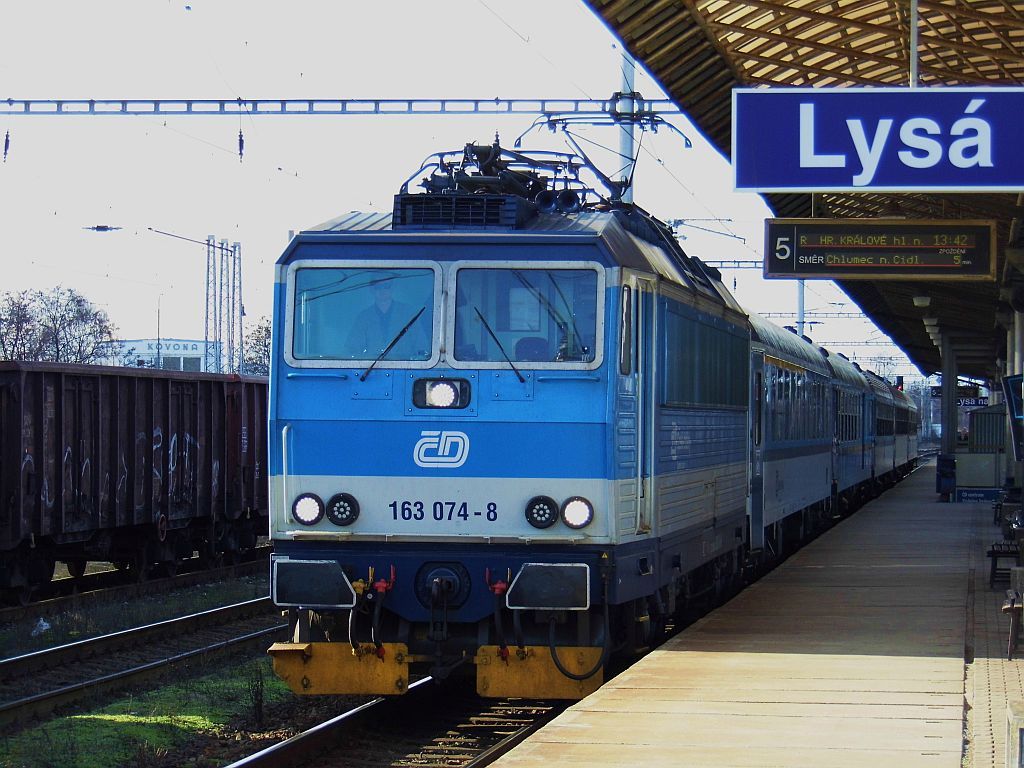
[931, 385, 979, 399]
[733, 87, 1024, 191]
[764, 219, 995, 280]
[958, 398, 990, 408]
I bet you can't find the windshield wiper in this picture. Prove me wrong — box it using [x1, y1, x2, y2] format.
[359, 307, 426, 382]
[474, 306, 525, 383]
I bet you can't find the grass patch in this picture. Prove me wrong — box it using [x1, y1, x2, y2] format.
[0, 656, 291, 768]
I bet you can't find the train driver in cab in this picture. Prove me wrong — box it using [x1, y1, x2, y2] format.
[345, 276, 429, 360]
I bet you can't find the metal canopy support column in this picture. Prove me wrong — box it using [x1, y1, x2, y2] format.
[1016, 311, 1024, 377]
[935, 334, 959, 501]
[941, 336, 958, 456]
[1011, 311, 1019, 487]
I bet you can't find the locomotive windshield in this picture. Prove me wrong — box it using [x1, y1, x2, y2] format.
[452, 266, 599, 365]
[290, 266, 436, 363]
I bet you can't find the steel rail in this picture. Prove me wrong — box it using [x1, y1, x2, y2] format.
[222, 680, 567, 768]
[1, 597, 274, 676]
[222, 678, 433, 768]
[461, 708, 562, 767]
[0, 624, 284, 727]
[0, 550, 269, 624]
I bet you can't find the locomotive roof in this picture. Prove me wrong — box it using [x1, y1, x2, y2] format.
[306, 209, 614, 235]
[296, 205, 743, 313]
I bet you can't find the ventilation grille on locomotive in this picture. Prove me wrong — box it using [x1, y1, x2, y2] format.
[392, 194, 535, 230]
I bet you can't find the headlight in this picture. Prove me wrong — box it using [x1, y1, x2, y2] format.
[427, 380, 457, 407]
[326, 493, 360, 526]
[413, 378, 471, 409]
[560, 496, 594, 529]
[292, 493, 324, 525]
[524, 495, 559, 529]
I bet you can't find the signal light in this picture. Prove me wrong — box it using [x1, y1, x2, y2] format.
[524, 496, 559, 529]
[326, 493, 360, 526]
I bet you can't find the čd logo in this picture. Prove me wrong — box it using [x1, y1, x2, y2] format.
[414, 431, 469, 468]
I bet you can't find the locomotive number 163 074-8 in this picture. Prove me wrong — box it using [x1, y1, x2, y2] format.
[388, 500, 499, 522]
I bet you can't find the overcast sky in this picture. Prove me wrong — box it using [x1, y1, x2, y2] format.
[0, 1, 914, 375]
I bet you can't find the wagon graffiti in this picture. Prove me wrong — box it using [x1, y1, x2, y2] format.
[169, 432, 178, 500]
[80, 454, 91, 507]
[168, 431, 199, 504]
[152, 427, 163, 487]
[135, 431, 148, 512]
[62, 445, 74, 511]
[41, 476, 54, 509]
[117, 452, 128, 501]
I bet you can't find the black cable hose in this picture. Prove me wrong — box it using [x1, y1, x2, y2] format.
[513, 607, 526, 650]
[347, 606, 360, 651]
[493, 594, 508, 652]
[371, 594, 385, 650]
[547, 583, 611, 682]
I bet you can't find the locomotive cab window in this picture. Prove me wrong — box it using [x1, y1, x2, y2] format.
[619, 285, 632, 376]
[449, 263, 603, 369]
[286, 263, 439, 368]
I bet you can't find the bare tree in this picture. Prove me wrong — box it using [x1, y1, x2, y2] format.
[0, 287, 116, 364]
[242, 315, 272, 376]
[0, 290, 43, 361]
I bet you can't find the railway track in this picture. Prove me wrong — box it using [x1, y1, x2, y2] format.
[0, 547, 270, 625]
[225, 677, 566, 768]
[0, 597, 287, 728]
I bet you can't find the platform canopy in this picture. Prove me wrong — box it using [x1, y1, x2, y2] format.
[584, 0, 1024, 380]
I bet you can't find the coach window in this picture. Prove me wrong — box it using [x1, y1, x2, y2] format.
[753, 371, 762, 446]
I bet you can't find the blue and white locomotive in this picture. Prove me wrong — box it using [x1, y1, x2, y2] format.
[267, 140, 917, 699]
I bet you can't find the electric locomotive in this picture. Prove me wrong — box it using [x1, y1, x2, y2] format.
[266, 139, 918, 699]
[267, 139, 753, 699]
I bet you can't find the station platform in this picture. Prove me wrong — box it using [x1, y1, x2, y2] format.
[492, 461, 1019, 767]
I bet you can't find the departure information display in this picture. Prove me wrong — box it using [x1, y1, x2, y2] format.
[764, 219, 995, 280]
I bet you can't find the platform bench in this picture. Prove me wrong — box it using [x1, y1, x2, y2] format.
[989, 541, 1021, 588]
[1004, 590, 1023, 659]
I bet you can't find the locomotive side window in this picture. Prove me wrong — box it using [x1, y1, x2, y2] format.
[619, 286, 632, 376]
[662, 310, 747, 408]
[452, 266, 599, 366]
[290, 267, 435, 363]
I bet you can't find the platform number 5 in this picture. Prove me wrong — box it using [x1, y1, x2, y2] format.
[774, 236, 792, 260]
